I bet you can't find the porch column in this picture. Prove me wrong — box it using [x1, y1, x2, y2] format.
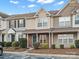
[15, 33, 19, 41]
[27, 34, 29, 48]
[77, 32, 79, 40]
[9, 34, 12, 42]
[4, 34, 8, 42]
[49, 32, 51, 48]
[51, 33, 54, 44]
[36, 33, 38, 42]
[0, 34, 2, 42]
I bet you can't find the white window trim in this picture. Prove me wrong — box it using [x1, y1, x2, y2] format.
[37, 17, 48, 28]
[73, 14, 79, 27]
[59, 17, 71, 27]
[58, 34, 74, 44]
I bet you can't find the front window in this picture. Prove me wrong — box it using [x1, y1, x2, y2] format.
[11, 20, 16, 28]
[43, 19, 48, 27]
[75, 14, 79, 24]
[39, 34, 48, 44]
[59, 17, 71, 27]
[38, 19, 42, 27]
[58, 34, 74, 44]
[37, 17, 48, 27]
[18, 19, 25, 28]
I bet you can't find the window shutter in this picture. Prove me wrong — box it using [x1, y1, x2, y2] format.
[9, 21, 11, 28]
[14, 20, 16, 28]
[24, 19, 25, 27]
[18, 20, 19, 28]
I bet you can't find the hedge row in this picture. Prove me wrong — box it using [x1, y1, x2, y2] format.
[1, 38, 27, 48]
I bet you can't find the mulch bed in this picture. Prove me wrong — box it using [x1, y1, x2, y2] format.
[3, 47, 27, 52]
[30, 48, 79, 55]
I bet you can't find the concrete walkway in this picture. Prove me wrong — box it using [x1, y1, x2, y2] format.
[4, 50, 79, 58]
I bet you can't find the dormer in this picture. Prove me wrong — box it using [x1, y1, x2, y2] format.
[34, 8, 50, 17]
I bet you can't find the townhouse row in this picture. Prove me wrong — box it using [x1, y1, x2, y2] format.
[0, 0, 79, 48]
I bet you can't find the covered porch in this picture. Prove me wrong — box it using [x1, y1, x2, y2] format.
[25, 29, 53, 48]
[26, 33, 53, 48]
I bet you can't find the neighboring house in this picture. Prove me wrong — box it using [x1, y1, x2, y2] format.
[1, 0, 79, 48]
[0, 12, 9, 42]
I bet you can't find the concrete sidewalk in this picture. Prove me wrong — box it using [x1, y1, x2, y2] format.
[4, 51, 79, 58]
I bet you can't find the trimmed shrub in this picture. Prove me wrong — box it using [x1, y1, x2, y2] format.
[51, 44, 56, 49]
[0, 42, 5, 47]
[2, 42, 5, 47]
[33, 42, 40, 49]
[12, 41, 19, 47]
[41, 43, 49, 49]
[70, 44, 75, 49]
[60, 44, 64, 49]
[75, 40, 79, 48]
[19, 38, 27, 48]
[4, 42, 12, 47]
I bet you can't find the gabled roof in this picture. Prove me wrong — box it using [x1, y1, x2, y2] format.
[56, 2, 69, 15]
[0, 12, 9, 18]
[34, 8, 51, 17]
[48, 10, 59, 15]
[56, 0, 79, 15]
[7, 10, 59, 19]
[11, 13, 35, 18]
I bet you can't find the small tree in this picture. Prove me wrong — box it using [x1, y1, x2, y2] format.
[60, 44, 64, 49]
[51, 44, 56, 49]
[33, 42, 40, 49]
[70, 44, 75, 49]
[19, 38, 27, 48]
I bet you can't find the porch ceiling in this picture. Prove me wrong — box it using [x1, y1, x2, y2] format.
[51, 27, 79, 33]
[23, 27, 79, 34]
[25, 29, 50, 34]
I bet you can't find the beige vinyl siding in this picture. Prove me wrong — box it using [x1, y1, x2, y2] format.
[53, 17, 59, 28]
[26, 19, 36, 29]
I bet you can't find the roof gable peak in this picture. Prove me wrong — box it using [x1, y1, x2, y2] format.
[69, 0, 77, 4]
[34, 8, 50, 17]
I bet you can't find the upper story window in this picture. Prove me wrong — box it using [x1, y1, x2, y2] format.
[75, 14, 79, 24]
[38, 19, 42, 27]
[18, 19, 25, 28]
[59, 17, 71, 27]
[9, 19, 25, 28]
[37, 17, 48, 27]
[9, 20, 16, 28]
